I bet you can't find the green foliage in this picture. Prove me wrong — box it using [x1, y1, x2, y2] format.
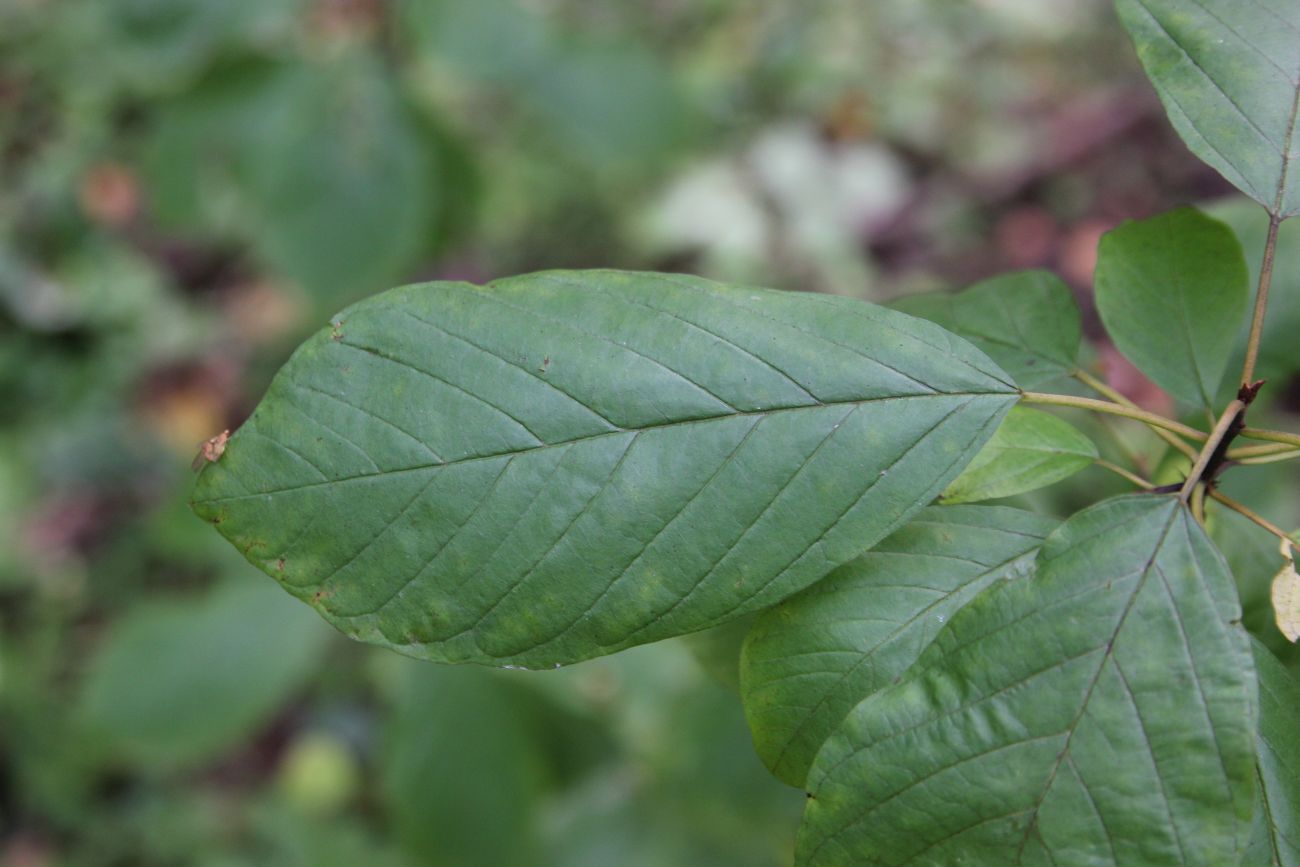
[6, 0, 1300, 863]
[77, 578, 332, 770]
[1116, 0, 1300, 217]
[193, 270, 1016, 667]
[1094, 207, 1249, 409]
[740, 505, 1054, 787]
[941, 406, 1098, 503]
[892, 270, 1082, 390]
[797, 495, 1257, 865]
[1245, 639, 1300, 866]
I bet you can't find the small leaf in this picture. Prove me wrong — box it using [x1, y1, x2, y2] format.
[892, 270, 1081, 389]
[1116, 0, 1300, 218]
[797, 495, 1257, 866]
[193, 271, 1017, 668]
[741, 505, 1055, 788]
[77, 579, 330, 769]
[1243, 639, 1300, 867]
[1094, 207, 1249, 409]
[940, 406, 1098, 504]
[1271, 539, 1300, 642]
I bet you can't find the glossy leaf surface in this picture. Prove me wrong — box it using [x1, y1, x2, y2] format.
[1117, 0, 1300, 218]
[797, 495, 1257, 866]
[941, 406, 1097, 504]
[1095, 207, 1249, 408]
[192, 271, 1017, 667]
[892, 270, 1081, 389]
[741, 505, 1054, 788]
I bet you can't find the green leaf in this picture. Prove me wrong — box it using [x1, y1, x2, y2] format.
[143, 54, 444, 302]
[1243, 638, 1300, 867]
[1094, 207, 1249, 409]
[797, 495, 1257, 866]
[741, 505, 1055, 788]
[1116, 0, 1300, 218]
[382, 665, 549, 867]
[941, 406, 1098, 504]
[192, 270, 1017, 668]
[892, 270, 1081, 389]
[76, 579, 330, 770]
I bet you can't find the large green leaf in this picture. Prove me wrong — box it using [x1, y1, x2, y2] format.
[1243, 639, 1300, 867]
[741, 505, 1055, 788]
[192, 270, 1017, 667]
[76, 579, 331, 770]
[1116, 0, 1300, 218]
[1094, 207, 1249, 408]
[941, 406, 1098, 504]
[892, 270, 1081, 389]
[797, 495, 1257, 866]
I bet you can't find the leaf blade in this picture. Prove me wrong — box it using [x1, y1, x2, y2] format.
[1116, 0, 1300, 218]
[940, 406, 1098, 504]
[193, 270, 1017, 667]
[1243, 639, 1300, 867]
[741, 505, 1056, 788]
[1094, 206, 1250, 409]
[893, 270, 1082, 389]
[796, 495, 1257, 866]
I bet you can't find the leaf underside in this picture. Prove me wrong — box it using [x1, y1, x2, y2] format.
[1116, 0, 1300, 218]
[741, 504, 1056, 788]
[193, 270, 1017, 668]
[797, 494, 1257, 867]
[940, 406, 1097, 504]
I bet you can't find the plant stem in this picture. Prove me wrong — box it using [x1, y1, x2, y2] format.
[1238, 449, 1300, 466]
[1227, 442, 1296, 459]
[1095, 458, 1154, 489]
[1020, 391, 1207, 442]
[1179, 399, 1244, 501]
[1209, 489, 1297, 553]
[1239, 426, 1300, 449]
[1241, 214, 1282, 387]
[1072, 369, 1200, 460]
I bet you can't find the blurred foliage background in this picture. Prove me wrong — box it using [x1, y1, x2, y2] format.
[1, 0, 1297, 864]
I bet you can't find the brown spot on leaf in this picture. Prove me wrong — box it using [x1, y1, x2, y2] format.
[191, 430, 231, 471]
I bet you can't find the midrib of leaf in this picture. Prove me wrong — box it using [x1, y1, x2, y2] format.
[192, 391, 1000, 506]
[511, 398, 988, 657]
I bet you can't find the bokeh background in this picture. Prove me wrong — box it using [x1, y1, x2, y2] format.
[3, 0, 1298, 864]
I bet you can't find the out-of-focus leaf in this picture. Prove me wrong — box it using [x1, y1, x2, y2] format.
[381, 664, 549, 867]
[193, 270, 1017, 668]
[941, 405, 1097, 503]
[77, 578, 331, 769]
[143, 54, 445, 301]
[797, 495, 1256, 866]
[1117, 0, 1300, 218]
[399, 0, 690, 166]
[1094, 207, 1249, 408]
[741, 505, 1053, 788]
[1243, 639, 1300, 867]
[892, 270, 1081, 388]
